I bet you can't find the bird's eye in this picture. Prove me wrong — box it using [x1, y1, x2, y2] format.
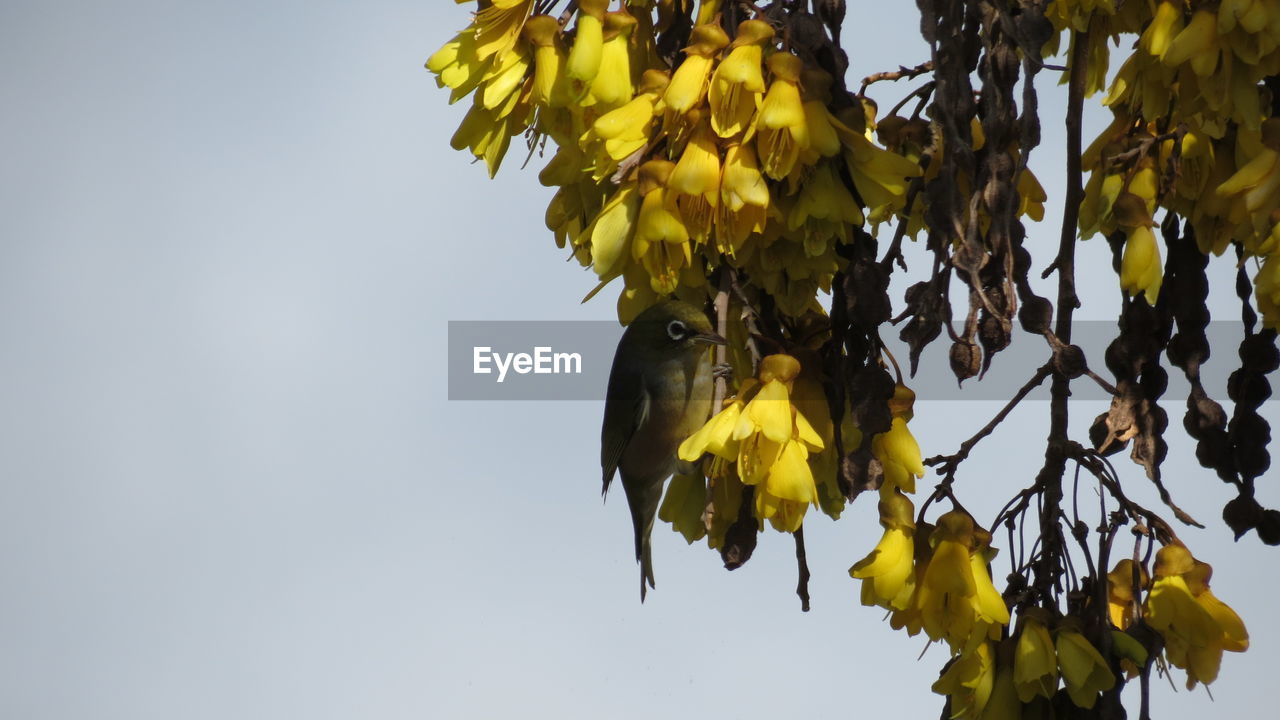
[666, 320, 687, 340]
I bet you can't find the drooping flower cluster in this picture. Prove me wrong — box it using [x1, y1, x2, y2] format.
[1136, 545, 1249, 688]
[676, 354, 827, 534]
[429, 2, 925, 321]
[1063, 0, 1280, 323]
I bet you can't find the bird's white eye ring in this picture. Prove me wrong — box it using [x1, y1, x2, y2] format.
[667, 320, 687, 340]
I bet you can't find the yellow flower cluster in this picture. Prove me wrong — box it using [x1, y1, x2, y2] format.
[1105, 546, 1249, 689]
[931, 612, 1119, 719]
[1141, 545, 1250, 689]
[851, 505, 1009, 652]
[428, 1, 923, 322]
[1061, 0, 1280, 323]
[678, 354, 829, 533]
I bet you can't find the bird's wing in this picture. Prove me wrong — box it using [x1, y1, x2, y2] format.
[601, 380, 650, 497]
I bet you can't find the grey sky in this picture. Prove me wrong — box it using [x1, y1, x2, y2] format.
[0, 2, 1274, 718]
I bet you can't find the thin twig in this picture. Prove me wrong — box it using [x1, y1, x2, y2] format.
[858, 61, 935, 96]
[712, 270, 731, 411]
[925, 364, 1052, 474]
[794, 526, 811, 612]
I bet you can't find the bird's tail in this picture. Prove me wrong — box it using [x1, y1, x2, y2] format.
[625, 478, 663, 602]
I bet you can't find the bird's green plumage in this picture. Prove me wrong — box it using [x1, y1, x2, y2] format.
[601, 300, 721, 601]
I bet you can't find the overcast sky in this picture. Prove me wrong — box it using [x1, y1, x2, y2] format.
[0, 2, 1275, 718]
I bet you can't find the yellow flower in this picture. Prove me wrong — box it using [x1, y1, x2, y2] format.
[873, 415, 925, 494]
[1013, 611, 1057, 702]
[889, 521, 932, 636]
[730, 355, 825, 532]
[707, 19, 773, 138]
[918, 511, 979, 647]
[679, 379, 756, 463]
[523, 15, 570, 108]
[565, 0, 609, 99]
[1055, 627, 1115, 709]
[668, 114, 721, 244]
[1145, 545, 1228, 689]
[631, 160, 691, 294]
[663, 24, 730, 126]
[1017, 169, 1047, 222]
[932, 641, 996, 720]
[1105, 558, 1148, 630]
[581, 70, 669, 178]
[585, 182, 641, 281]
[838, 117, 921, 223]
[477, 40, 532, 112]
[716, 142, 769, 256]
[801, 100, 842, 163]
[981, 655, 1022, 720]
[427, 29, 490, 104]
[1185, 560, 1250, 653]
[968, 535, 1010, 640]
[658, 471, 707, 544]
[473, 0, 535, 62]
[850, 488, 916, 610]
[787, 161, 862, 255]
[585, 9, 637, 110]
[755, 53, 809, 180]
[1119, 224, 1162, 304]
[449, 94, 529, 177]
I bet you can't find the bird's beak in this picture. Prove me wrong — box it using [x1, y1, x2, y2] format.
[693, 332, 727, 345]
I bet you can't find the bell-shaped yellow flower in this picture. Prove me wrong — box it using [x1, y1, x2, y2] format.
[889, 520, 933, 637]
[1017, 169, 1047, 222]
[931, 641, 996, 720]
[586, 182, 640, 281]
[716, 142, 769, 256]
[787, 161, 862, 254]
[918, 511, 979, 647]
[450, 94, 529, 177]
[565, 0, 608, 99]
[581, 70, 669, 178]
[669, 114, 721, 244]
[663, 23, 730, 125]
[585, 9, 636, 110]
[708, 19, 773, 138]
[632, 160, 691, 294]
[730, 355, 825, 532]
[968, 534, 1010, 639]
[800, 100, 842, 165]
[850, 488, 917, 610]
[755, 53, 810, 180]
[1055, 626, 1115, 709]
[478, 41, 532, 112]
[523, 15, 570, 108]
[1145, 545, 1226, 689]
[1120, 224, 1162, 304]
[679, 379, 757, 463]
[843, 132, 921, 221]
[1013, 611, 1057, 702]
[428, 29, 490, 104]
[1105, 558, 1149, 630]
[873, 385, 925, 494]
[472, 0, 535, 61]
[658, 471, 708, 544]
[1185, 560, 1249, 654]
[982, 655, 1022, 720]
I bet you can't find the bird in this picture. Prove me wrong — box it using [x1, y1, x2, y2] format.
[601, 299, 725, 601]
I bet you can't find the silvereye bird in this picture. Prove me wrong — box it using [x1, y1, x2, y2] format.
[602, 299, 725, 601]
